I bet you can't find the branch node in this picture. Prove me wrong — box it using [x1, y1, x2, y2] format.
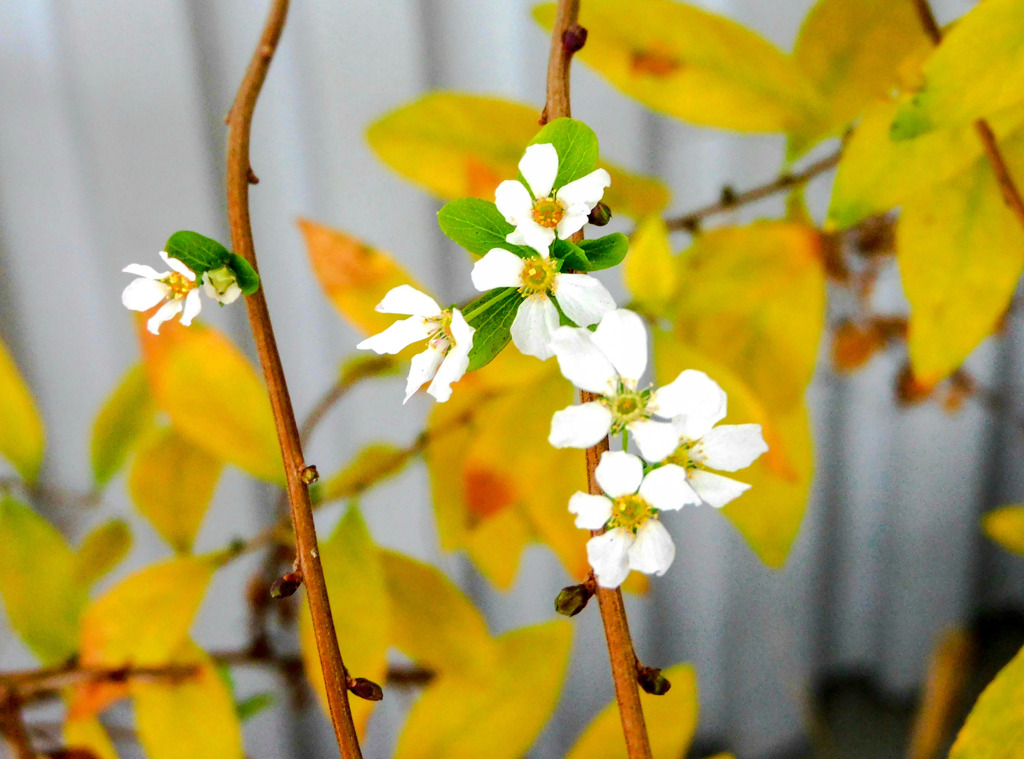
[247, 167, 260, 184]
[636, 665, 671, 696]
[347, 677, 384, 702]
[562, 23, 588, 54]
[555, 581, 595, 617]
[300, 464, 319, 484]
[270, 570, 304, 599]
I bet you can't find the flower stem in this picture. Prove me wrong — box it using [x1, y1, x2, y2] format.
[542, 1, 653, 756]
[224, 1, 362, 757]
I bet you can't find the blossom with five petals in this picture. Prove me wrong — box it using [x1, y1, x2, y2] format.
[569, 451, 695, 588]
[356, 285, 474, 404]
[122, 251, 203, 335]
[495, 143, 611, 256]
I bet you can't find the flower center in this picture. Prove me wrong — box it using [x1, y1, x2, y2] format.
[608, 389, 648, 430]
[519, 257, 557, 295]
[610, 493, 654, 532]
[164, 272, 195, 299]
[427, 310, 455, 350]
[531, 196, 565, 229]
[666, 442, 696, 470]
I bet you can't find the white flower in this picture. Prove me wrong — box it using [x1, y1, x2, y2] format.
[356, 285, 474, 404]
[568, 450, 696, 588]
[495, 143, 611, 256]
[201, 264, 243, 305]
[122, 251, 203, 335]
[549, 309, 722, 461]
[471, 250, 615, 360]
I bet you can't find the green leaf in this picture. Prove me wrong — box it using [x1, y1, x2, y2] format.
[75, 519, 133, 588]
[579, 233, 629, 271]
[235, 692, 275, 722]
[528, 118, 600, 188]
[0, 337, 45, 483]
[551, 238, 590, 272]
[164, 230, 231, 274]
[438, 198, 528, 258]
[951, 642, 1024, 757]
[226, 253, 260, 296]
[90, 363, 155, 488]
[463, 288, 522, 371]
[316, 442, 412, 505]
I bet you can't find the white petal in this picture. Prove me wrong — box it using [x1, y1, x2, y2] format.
[586, 528, 633, 589]
[595, 450, 644, 498]
[495, 179, 534, 224]
[592, 309, 649, 384]
[638, 464, 700, 512]
[122, 278, 170, 312]
[178, 289, 202, 327]
[687, 469, 751, 509]
[519, 143, 558, 199]
[160, 251, 196, 281]
[553, 274, 616, 328]
[122, 263, 165, 279]
[568, 492, 613, 530]
[555, 211, 591, 240]
[548, 402, 613, 449]
[202, 275, 243, 305]
[375, 285, 441, 317]
[628, 418, 682, 462]
[694, 424, 768, 472]
[556, 168, 611, 211]
[357, 316, 433, 355]
[549, 326, 618, 395]
[627, 520, 675, 576]
[510, 295, 559, 359]
[426, 312, 474, 403]
[449, 307, 474, 346]
[506, 219, 555, 256]
[146, 299, 183, 335]
[471, 249, 525, 291]
[652, 369, 727, 437]
[404, 345, 445, 403]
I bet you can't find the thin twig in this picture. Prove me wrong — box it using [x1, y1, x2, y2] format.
[542, 2, 654, 757]
[663, 150, 841, 233]
[0, 688, 34, 759]
[224, 1, 362, 757]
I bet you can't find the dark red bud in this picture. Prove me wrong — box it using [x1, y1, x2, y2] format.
[588, 202, 612, 227]
[637, 666, 671, 696]
[562, 24, 588, 54]
[554, 583, 593, 617]
[349, 677, 384, 701]
[270, 571, 303, 599]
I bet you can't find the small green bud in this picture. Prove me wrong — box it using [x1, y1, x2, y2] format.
[588, 202, 612, 227]
[301, 465, 320, 485]
[202, 264, 243, 305]
[349, 677, 384, 701]
[554, 583, 593, 617]
[270, 571, 303, 599]
[637, 666, 671, 696]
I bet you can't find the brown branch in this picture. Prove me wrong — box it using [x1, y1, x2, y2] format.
[913, 0, 1024, 230]
[0, 688, 34, 759]
[663, 149, 841, 233]
[224, 1, 362, 757]
[542, 2, 653, 757]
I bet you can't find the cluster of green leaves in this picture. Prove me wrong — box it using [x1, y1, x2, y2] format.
[163, 231, 260, 297]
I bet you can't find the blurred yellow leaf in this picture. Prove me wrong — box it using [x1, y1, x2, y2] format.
[567, 662, 698, 759]
[950, 641, 1024, 758]
[908, 629, 974, 759]
[133, 642, 243, 759]
[463, 506, 536, 590]
[983, 505, 1024, 558]
[64, 715, 118, 759]
[624, 216, 677, 314]
[0, 337, 44, 483]
[394, 620, 572, 759]
[671, 223, 826, 412]
[898, 134, 1024, 386]
[789, 0, 931, 156]
[90, 362, 155, 488]
[534, 0, 825, 133]
[138, 320, 282, 484]
[75, 519, 133, 588]
[299, 507, 389, 738]
[129, 428, 223, 553]
[298, 217, 427, 337]
[317, 442, 411, 505]
[367, 92, 669, 219]
[0, 497, 84, 663]
[892, 0, 1024, 140]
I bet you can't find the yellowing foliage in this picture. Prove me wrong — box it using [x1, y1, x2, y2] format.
[318, 442, 411, 504]
[64, 716, 118, 759]
[624, 216, 677, 314]
[90, 362, 155, 488]
[951, 642, 1024, 758]
[0, 337, 45, 483]
[74, 519, 133, 588]
[983, 505, 1024, 558]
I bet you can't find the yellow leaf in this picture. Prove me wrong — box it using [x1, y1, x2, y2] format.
[75, 519, 133, 588]
[534, 0, 825, 134]
[64, 715, 118, 759]
[624, 216, 677, 313]
[366, 92, 669, 220]
[381, 550, 496, 675]
[394, 620, 572, 759]
[0, 497, 84, 663]
[789, 0, 931, 156]
[90, 362, 155, 488]
[0, 337, 44, 483]
[671, 223, 826, 412]
[299, 507, 389, 738]
[133, 642, 243, 759]
[463, 506, 536, 590]
[298, 217, 428, 337]
[908, 629, 974, 759]
[138, 320, 283, 484]
[129, 428, 223, 553]
[317, 442, 411, 505]
[892, 0, 1024, 140]
[898, 134, 1024, 386]
[567, 663, 698, 759]
[950, 641, 1024, 758]
[983, 505, 1024, 558]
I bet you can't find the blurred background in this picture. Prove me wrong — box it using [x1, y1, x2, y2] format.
[2, 0, 1023, 756]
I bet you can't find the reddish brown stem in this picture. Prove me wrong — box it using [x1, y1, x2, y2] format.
[543, 1, 653, 756]
[0, 689, 34, 759]
[224, 1, 362, 757]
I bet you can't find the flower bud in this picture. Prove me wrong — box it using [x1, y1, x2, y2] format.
[554, 583, 593, 617]
[562, 23, 588, 54]
[301, 465, 320, 484]
[637, 666, 671, 696]
[587, 202, 612, 227]
[349, 677, 384, 701]
[202, 264, 243, 305]
[270, 571, 303, 599]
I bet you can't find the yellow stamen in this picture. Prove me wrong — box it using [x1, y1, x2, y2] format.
[610, 493, 654, 531]
[531, 196, 565, 229]
[164, 271, 195, 299]
[519, 257, 557, 295]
